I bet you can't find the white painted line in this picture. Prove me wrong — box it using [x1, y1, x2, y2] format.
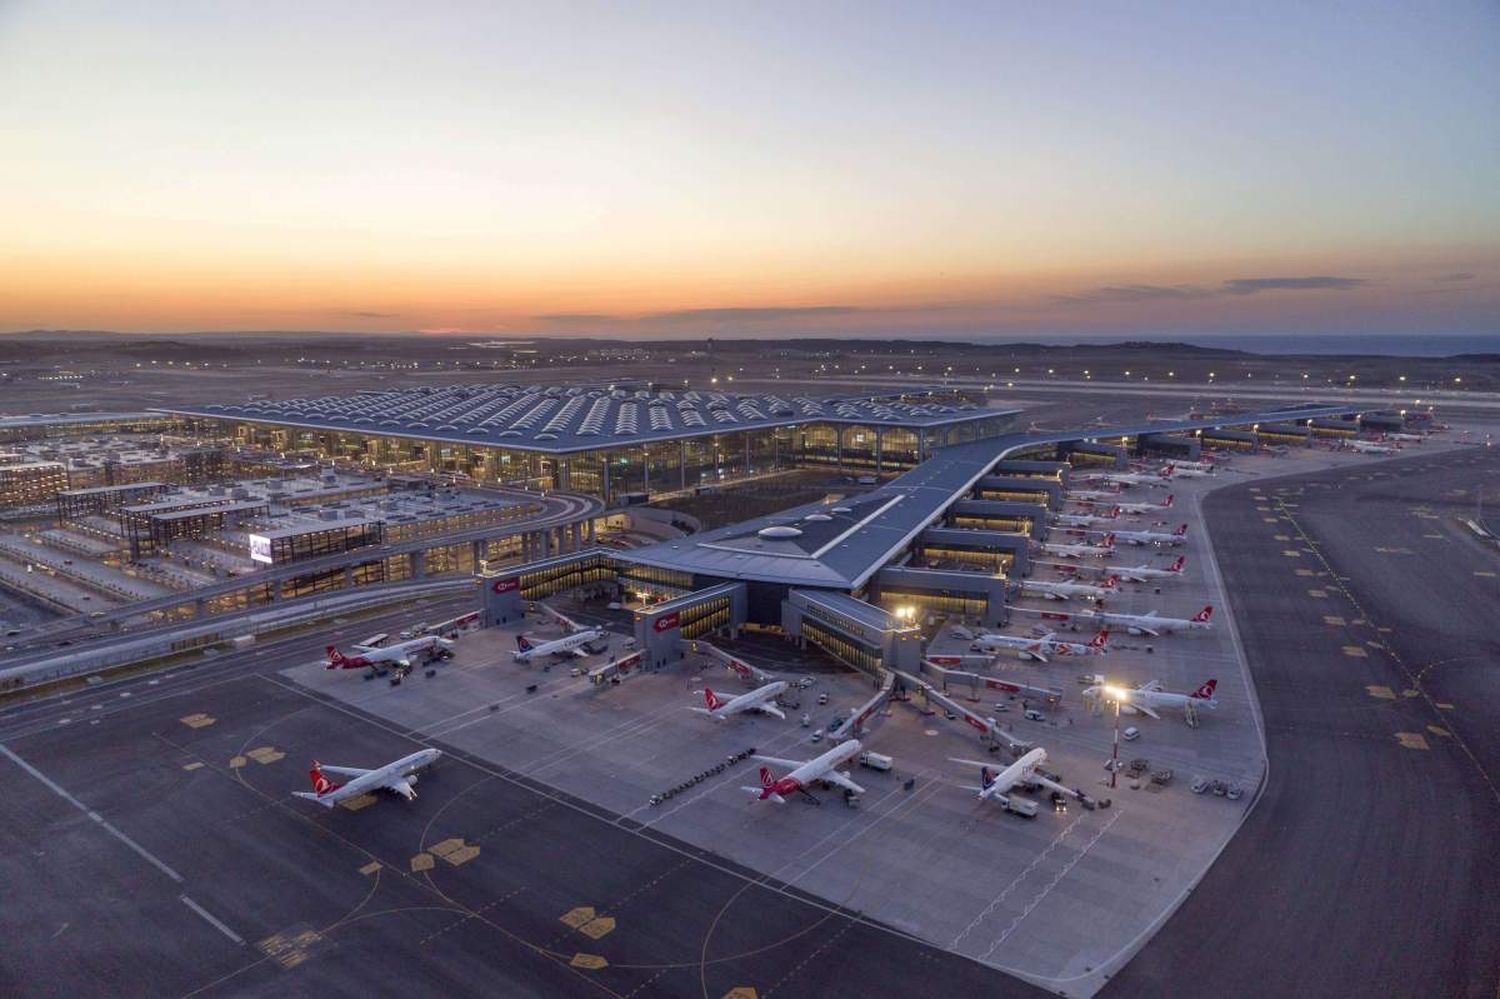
[0, 743, 184, 884]
[179, 895, 244, 945]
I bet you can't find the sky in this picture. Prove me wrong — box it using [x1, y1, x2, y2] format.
[0, 2, 1496, 339]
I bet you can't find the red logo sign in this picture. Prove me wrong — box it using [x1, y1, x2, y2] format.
[491, 577, 519, 594]
[652, 612, 680, 633]
[1040, 611, 1070, 621]
[927, 656, 962, 666]
[616, 653, 642, 673]
[964, 715, 988, 732]
[986, 679, 1021, 694]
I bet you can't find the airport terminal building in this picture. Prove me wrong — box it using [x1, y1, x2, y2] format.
[159, 384, 1018, 503]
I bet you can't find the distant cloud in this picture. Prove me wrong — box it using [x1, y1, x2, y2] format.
[348, 310, 399, 319]
[1056, 275, 1367, 307]
[533, 313, 617, 324]
[644, 306, 863, 323]
[1435, 272, 1476, 283]
[1050, 284, 1216, 305]
[1220, 276, 1365, 295]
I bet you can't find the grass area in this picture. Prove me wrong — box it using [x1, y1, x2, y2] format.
[650, 469, 867, 530]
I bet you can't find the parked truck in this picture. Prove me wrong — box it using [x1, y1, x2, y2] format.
[858, 751, 893, 772]
[1002, 796, 1039, 818]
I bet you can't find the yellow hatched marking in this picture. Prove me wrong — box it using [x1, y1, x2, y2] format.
[570, 953, 608, 970]
[359, 861, 382, 876]
[1274, 534, 1291, 541]
[1426, 725, 1451, 738]
[410, 853, 435, 872]
[1475, 571, 1497, 578]
[1306, 589, 1328, 598]
[1342, 646, 1367, 658]
[1366, 685, 1395, 699]
[228, 755, 248, 769]
[1366, 640, 1384, 648]
[429, 838, 466, 859]
[1394, 732, 1430, 750]
[259, 929, 321, 970]
[442, 845, 480, 866]
[180, 713, 215, 729]
[338, 793, 378, 812]
[1263, 517, 1279, 523]
[1436, 702, 1455, 711]
[1323, 615, 1345, 626]
[1401, 689, 1420, 698]
[577, 916, 616, 940]
[182, 762, 204, 771]
[1282, 550, 1301, 558]
[560, 906, 597, 929]
[1295, 568, 1315, 577]
[247, 746, 284, 765]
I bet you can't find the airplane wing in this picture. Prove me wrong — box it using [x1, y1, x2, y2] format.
[1135, 624, 1161, 636]
[383, 777, 417, 800]
[1139, 679, 1163, 691]
[821, 770, 866, 795]
[570, 647, 590, 658]
[752, 754, 809, 770]
[316, 764, 374, 778]
[292, 791, 342, 808]
[1135, 703, 1162, 720]
[350, 644, 378, 653]
[756, 704, 787, 720]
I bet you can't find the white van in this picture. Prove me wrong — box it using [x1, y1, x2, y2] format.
[1122, 726, 1141, 741]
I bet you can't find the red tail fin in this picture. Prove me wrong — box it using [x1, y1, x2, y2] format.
[759, 766, 774, 788]
[1192, 605, 1213, 622]
[1109, 506, 1121, 518]
[981, 767, 996, 788]
[1103, 574, 1120, 589]
[308, 761, 343, 796]
[1174, 523, 1188, 536]
[325, 646, 345, 669]
[1160, 464, 1174, 476]
[1103, 533, 1115, 548]
[704, 688, 724, 710]
[1169, 556, 1185, 572]
[516, 635, 533, 651]
[1191, 679, 1217, 699]
[1088, 630, 1109, 649]
[1163, 494, 1174, 508]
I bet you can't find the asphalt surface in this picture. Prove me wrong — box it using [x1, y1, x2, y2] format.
[0, 603, 1045, 998]
[1106, 445, 1500, 998]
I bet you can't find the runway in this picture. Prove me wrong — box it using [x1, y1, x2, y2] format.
[1106, 445, 1500, 997]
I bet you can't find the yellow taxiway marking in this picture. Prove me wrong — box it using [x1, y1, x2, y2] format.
[1373, 546, 1414, 555]
[259, 929, 322, 969]
[410, 853, 435, 872]
[570, 953, 609, 970]
[1402, 689, 1420, 698]
[1342, 646, 1368, 658]
[1295, 568, 1315, 577]
[338, 793, 378, 812]
[429, 837, 480, 866]
[1306, 588, 1328, 598]
[1366, 685, 1395, 699]
[1426, 725, 1452, 738]
[247, 747, 284, 765]
[228, 755, 248, 769]
[1423, 534, 1445, 540]
[724, 989, 760, 999]
[1263, 517, 1279, 523]
[1377, 626, 1392, 633]
[1282, 550, 1301, 558]
[1394, 732, 1430, 751]
[577, 916, 616, 940]
[179, 713, 215, 729]
[561, 906, 598, 930]
[1436, 702, 1456, 711]
[182, 762, 204, 771]
[1475, 571, 1497, 578]
[1323, 615, 1346, 626]
[359, 861, 382, 876]
[1274, 534, 1291, 541]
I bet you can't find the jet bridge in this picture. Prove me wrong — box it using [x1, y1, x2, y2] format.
[889, 668, 1031, 755]
[922, 657, 1063, 706]
[693, 639, 775, 686]
[829, 668, 896, 741]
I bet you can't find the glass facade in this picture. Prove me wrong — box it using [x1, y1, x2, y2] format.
[877, 588, 987, 620]
[801, 619, 883, 675]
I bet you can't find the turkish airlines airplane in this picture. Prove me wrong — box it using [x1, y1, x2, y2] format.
[1082, 605, 1213, 636]
[1170, 464, 1215, 478]
[1082, 678, 1218, 720]
[970, 629, 1108, 663]
[951, 747, 1073, 805]
[1385, 432, 1424, 444]
[744, 739, 865, 803]
[1093, 523, 1188, 547]
[1069, 488, 1123, 502]
[1039, 533, 1115, 559]
[1086, 466, 1173, 488]
[691, 681, 788, 721]
[293, 748, 442, 808]
[1103, 555, 1186, 582]
[325, 635, 454, 671]
[1346, 439, 1399, 455]
[512, 629, 606, 662]
[1055, 506, 1120, 527]
[1112, 494, 1174, 515]
[1018, 573, 1119, 601]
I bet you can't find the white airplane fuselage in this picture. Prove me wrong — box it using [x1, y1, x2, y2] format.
[294, 748, 442, 808]
[693, 680, 788, 721]
[512, 629, 605, 662]
[1084, 609, 1211, 635]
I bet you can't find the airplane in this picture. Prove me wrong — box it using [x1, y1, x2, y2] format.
[1088, 523, 1188, 547]
[691, 681, 789, 721]
[325, 635, 454, 672]
[951, 747, 1074, 805]
[1080, 605, 1213, 636]
[744, 739, 865, 803]
[1168, 459, 1216, 472]
[1038, 533, 1115, 559]
[1068, 488, 1122, 502]
[1170, 464, 1214, 478]
[1345, 439, 1399, 455]
[1104, 555, 1186, 582]
[1385, 432, 1424, 444]
[293, 748, 442, 808]
[1082, 678, 1219, 720]
[1017, 573, 1119, 601]
[1111, 494, 1174, 515]
[1084, 465, 1173, 488]
[511, 629, 607, 662]
[970, 628, 1109, 662]
[1055, 506, 1120, 527]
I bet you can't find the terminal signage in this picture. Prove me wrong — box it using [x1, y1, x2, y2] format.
[652, 612, 680, 633]
[927, 656, 963, 666]
[491, 577, 519, 594]
[247, 534, 273, 565]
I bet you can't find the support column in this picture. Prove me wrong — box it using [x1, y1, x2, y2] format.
[571, 522, 582, 550]
[540, 531, 551, 558]
[412, 551, 426, 579]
